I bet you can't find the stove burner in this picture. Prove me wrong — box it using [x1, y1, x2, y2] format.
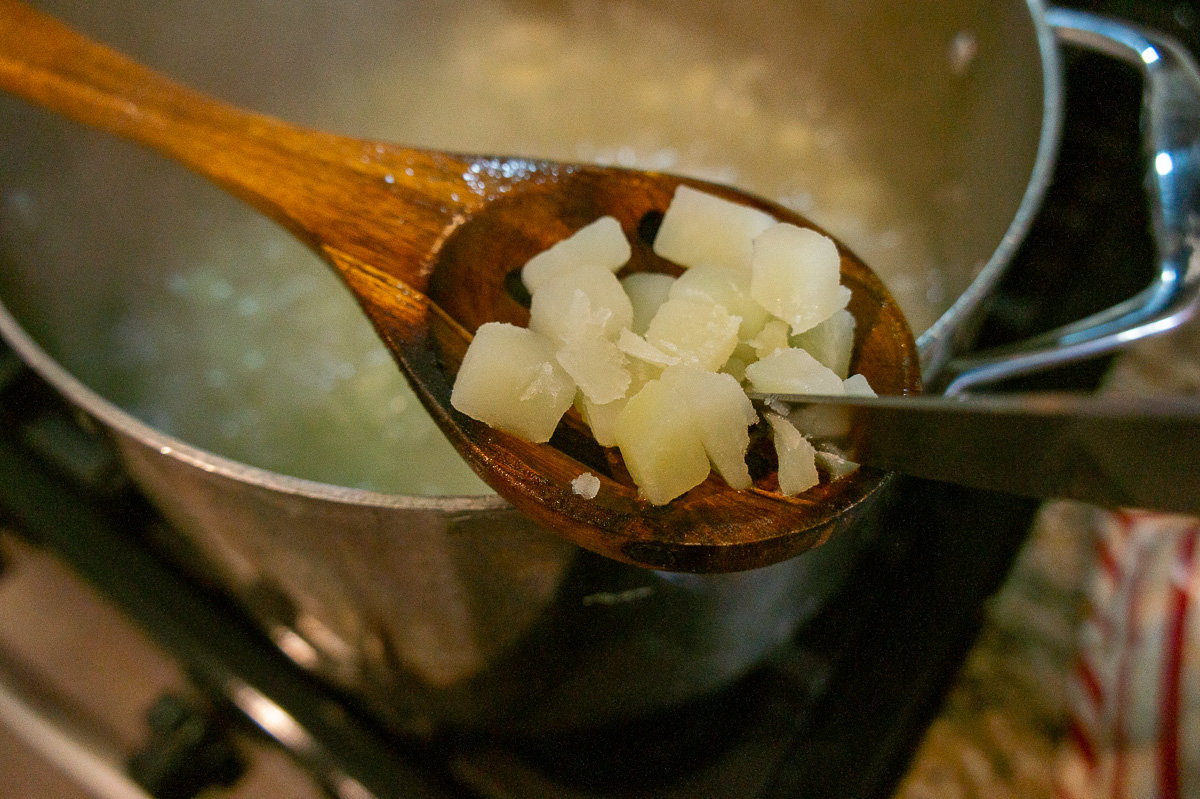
[0, 2, 1182, 795]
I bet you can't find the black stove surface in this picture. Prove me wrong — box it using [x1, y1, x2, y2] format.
[0, 2, 1190, 797]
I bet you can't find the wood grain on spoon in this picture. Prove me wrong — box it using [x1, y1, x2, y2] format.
[0, 0, 921, 572]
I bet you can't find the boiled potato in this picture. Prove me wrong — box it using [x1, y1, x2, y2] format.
[522, 216, 631, 293]
[613, 377, 712, 505]
[792, 308, 856, 378]
[576, 393, 624, 448]
[575, 356, 663, 446]
[660, 365, 756, 490]
[747, 318, 792, 360]
[644, 296, 741, 371]
[621, 272, 676, 334]
[750, 223, 851, 334]
[815, 447, 859, 480]
[528, 263, 633, 344]
[613, 364, 757, 503]
[556, 334, 631, 405]
[653, 184, 776, 273]
[765, 412, 819, 495]
[843, 373, 877, 397]
[668, 264, 771, 340]
[744, 347, 846, 396]
[450, 322, 576, 443]
[617, 328, 679, 367]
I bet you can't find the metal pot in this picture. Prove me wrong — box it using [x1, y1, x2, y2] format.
[0, 0, 1196, 735]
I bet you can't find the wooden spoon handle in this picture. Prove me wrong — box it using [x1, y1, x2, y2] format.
[0, 0, 472, 290]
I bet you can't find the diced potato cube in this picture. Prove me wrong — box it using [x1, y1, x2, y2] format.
[792, 308, 856, 378]
[644, 296, 741, 372]
[782, 373, 874, 440]
[621, 272, 676, 334]
[614, 378, 712, 505]
[815, 447, 859, 479]
[789, 403, 851, 440]
[750, 223, 850, 334]
[576, 357, 661, 446]
[653, 185, 776, 273]
[669, 265, 770, 339]
[765, 412, 819, 495]
[743, 347, 846, 396]
[843, 373, 877, 396]
[529, 263, 633, 344]
[556, 334, 630, 405]
[661, 365, 756, 489]
[747, 318, 792, 360]
[451, 322, 576, 442]
[521, 216, 631, 293]
[617, 328, 679, 367]
[576, 393, 623, 447]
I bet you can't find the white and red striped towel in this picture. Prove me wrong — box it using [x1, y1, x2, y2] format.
[1059, 510, 1200, 799]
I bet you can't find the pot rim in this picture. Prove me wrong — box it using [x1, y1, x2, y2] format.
[916, 0, 1065, 377]
[0, 0, 1066, 512]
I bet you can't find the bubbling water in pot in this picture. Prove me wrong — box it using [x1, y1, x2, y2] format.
[99, 1, 945, 495]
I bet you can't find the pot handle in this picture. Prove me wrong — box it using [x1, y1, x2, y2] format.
[938, 8, 1200, 395]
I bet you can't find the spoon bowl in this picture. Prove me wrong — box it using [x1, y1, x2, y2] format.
[0, 0, 920, 572]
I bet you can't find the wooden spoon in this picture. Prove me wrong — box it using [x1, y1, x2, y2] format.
[0, 0, 920, 572]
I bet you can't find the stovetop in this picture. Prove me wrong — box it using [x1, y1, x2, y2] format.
[0, 2, 1190, 797]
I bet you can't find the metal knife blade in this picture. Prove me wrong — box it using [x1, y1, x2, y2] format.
[747, 392, 1200, 512]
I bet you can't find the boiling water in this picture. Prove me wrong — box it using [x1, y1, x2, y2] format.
[12, 2, 949, 495]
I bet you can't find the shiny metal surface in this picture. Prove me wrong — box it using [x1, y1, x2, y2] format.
[937, 9, 1200, 392]
[0, 527, 341, 799]
[0, 0, 1187, 735]
[751, 392, 1200, 511]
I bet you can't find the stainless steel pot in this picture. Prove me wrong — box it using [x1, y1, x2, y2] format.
[0, 0, 1196, 736]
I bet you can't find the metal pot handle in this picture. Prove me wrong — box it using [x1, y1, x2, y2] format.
[938, 8, 1200, 395]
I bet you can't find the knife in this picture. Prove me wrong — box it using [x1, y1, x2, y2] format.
[747, 392, 1200, 513]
